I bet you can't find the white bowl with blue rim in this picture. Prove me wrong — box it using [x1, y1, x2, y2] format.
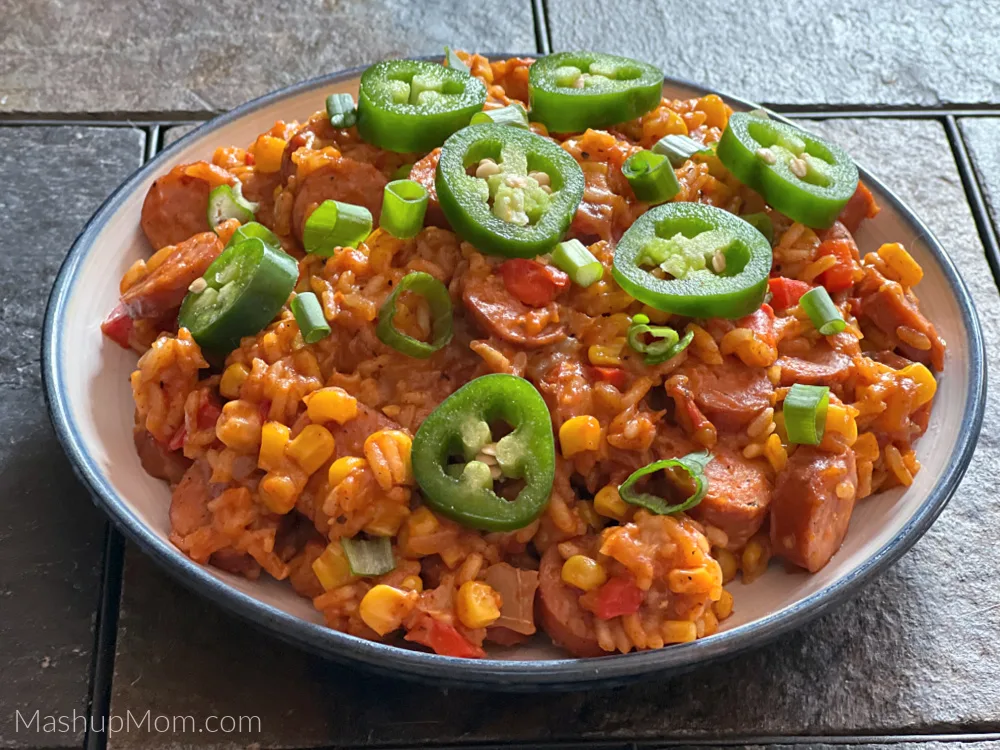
[43, 57, 986, 690]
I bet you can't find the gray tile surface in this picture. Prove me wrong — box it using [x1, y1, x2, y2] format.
[961, 118, 1000, 236]
[107, 118, 1000, 747]
[0, 126, 145, 748]
[0, 0, 536, 115]
[162, 125, 204, 147]
[547, 1, 1000, 107]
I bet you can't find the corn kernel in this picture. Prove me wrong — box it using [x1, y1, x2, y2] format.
[407, 506, 440, 537]
[400, 575, 424, 593]
[328, 456, 366, 487]
[587, 342, 623, 367]
[577, 500, 604, 530]
[661, 620, 698, 644]
[763, 433, 787, 473]
[249, 135, 287, 174]
[286, 424, 336, 475]
[306, 387, 359, 424]
[259, 421, 291, 472]
[715, 548, 738, 584]
[364, 430, 413, 490]
[713, 589, 735, 620]
[219, 363, 250, 399]
[561, 555, 608, 592]
[215, 400, 262, 453]
[898, 363, 937, 407]
[259, 472, 298, 514]
[667, 566, 718, 595]
[825, 404, 858, 446]
[594, 485, 627, 519]
[877, 242, 923, 287]
[364, 502, 410, 537]
[311, 542, 354, 591]
[456, 581, 502, 629]
[742, 537, 771, 584]
[359, 585, 417, 636]
[854, 431, 880, 462]
[559, 415, 602, 457]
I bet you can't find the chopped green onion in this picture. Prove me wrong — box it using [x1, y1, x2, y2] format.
[784, 383, 830, 445]
[800, 286, 847, 335]
[748, 108, 771, 120]
[550, 239, 603, 287]
[380, 179, 429, 240]
[326, 93, 357, 129]
[227, 220, 279, 250]
[741, 212, 774, 244]
[444, 46, 470, 74]
[622, 150, 681, 204]
[652, 134, 712, 167]
[207, 184, 258, 228]
[303, 200, 373, 256]
[376, 271, 453, 358]
[618, 450, 713, 515]
[392, 162, 414, 180]
[290, 292, 331, 344]
[627, 313, 690, 365]
[470, 102, 530, 129]
[341, 537, 395, 576]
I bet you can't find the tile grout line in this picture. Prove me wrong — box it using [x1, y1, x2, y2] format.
[943, 115, 1000, 286]
[531, 0, 552, 54]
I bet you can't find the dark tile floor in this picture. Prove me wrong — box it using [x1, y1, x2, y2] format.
[6, 2, 1000, 749]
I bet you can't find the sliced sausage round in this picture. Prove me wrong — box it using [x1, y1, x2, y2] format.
[169, 460, 213, 538]
[141, 162, 233, 250]
[679, 361, 773, 431]
[409, 148, 449, 228]
[134, 425, 191, 485]
[769, 446, 858, 573]
[121, 231, 223, 322]
[537, 544, 603, 657]
[777, 343, 852, 387]
[462, 272, 566, 348]
[690, 444, 772, 550]
[291, 158, 387, 242]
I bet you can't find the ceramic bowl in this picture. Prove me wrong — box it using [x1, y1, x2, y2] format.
[43, 58, 986, 690]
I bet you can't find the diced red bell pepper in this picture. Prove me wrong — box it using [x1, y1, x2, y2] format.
[499, 259, 569, 307]
[588, 366, 628, 390]
[768, 277, 811, 311]
[197, 394, 223, 431]
[101, 303, 134, 349]
[167, 427, 186, 452]
[816, 239, 856, 293]
[837, 181, 880, 234]
[404, 615, 485, 659]
[244, 152, 256, 166]
[586, 576, 644, 620]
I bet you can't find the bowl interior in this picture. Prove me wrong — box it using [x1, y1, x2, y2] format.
[47, 72, 978, 672]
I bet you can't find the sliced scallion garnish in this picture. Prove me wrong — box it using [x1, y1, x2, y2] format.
[618, 450, 713, 515]
[652, 134, 712, 167]
[784, 383, 830, 445]
[207, 184, 258, 228]
[380, 179, 429, 240]
[470, 102, 530, 129]
[622, 149, 681, 204]
[550, 239, 603, 287]
[800, 286, 847, 335]
[290, 292, 331, 344]
[326, 93, 358, 129]
[444, 46, 470, 74]
[303, 200, 373, 256]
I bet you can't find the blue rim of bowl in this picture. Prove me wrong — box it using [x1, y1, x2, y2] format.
[42, 55, 987, 690]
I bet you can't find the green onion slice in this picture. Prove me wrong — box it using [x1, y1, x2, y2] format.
[303, 200, 373, 256]
[550, 239, 603, 287]
[652, 134, 712, 167]
[392, 162, 414, 180]
[741, 211, 774, 244]
[799, 286, 847, 335]
[380, 179, 429, 240]
[227, 220, 279, 250]
[627, 313, 691, 365]
[207, 184, 258, 228]
[326, 93, 358, 129]
[784, 383, 830, 445]
[290, 292, 331, 344]
[470, 102, 530, 129]
[341, 537, 395, 576]
[444, 46, 470, 74]
[622, 150, 681, 204]
[376, 271, 453, 358]
[618, 450, 713, 515]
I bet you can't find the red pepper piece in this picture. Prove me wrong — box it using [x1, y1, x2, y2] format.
[404, 615, 485, 658]
[816, 239, 856, 293]
[588, 366, 628, 390]
[167, 427, 186, 452]
[768, 277, 811, 311]
[101, 303, 134, 349]
[499, 259, 569, 307]
[583, 575, 644, 620]
[197, 394, 223, 431]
